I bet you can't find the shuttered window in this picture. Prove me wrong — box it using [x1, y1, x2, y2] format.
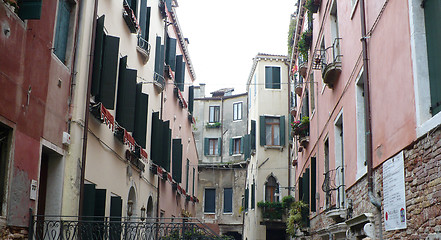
[302, 169, 310, 206]
[133, 84, 149, 148]
[151, 112, 163, 165]
[116, 56, 137, 132]
[166, 37, 177, 71]
[185, 159, 190, 192]
[204, 138, 221, 156]
[265, 66, 281, 89]
[204, 189, 215, 213]
[251, 120, 256, 150]
[172, 139, 183, 183]
[224, 188, 233, 213]
[53, 0, 73, 63]
[139, 1, 151, 42]
[251, 182, 255, 209]
[192, 168, 195, 196]
[154, 37, 165, 85]
[243, 134, 251, 161]
[188, 86, 195, 114]
[424, 0, 441, 115]
[175, 55, 185, 91]
[229, 137, 242, 155]
[18, 0, 42, 20]
[311, 157, 317, 212]
[259, 116, 285, 146]
[91, 16, 105, 96]
[162, 120, 171, 172]
[244, 188, 249, 211]
[109, 196, 122, 240]
[99, 35, 120, 109]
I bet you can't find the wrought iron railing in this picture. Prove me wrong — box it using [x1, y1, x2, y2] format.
[313, 37, 342, 72]
[322, 166, 345, 209]
[137, 35, 151, 57]
[29, 216, 224, 240]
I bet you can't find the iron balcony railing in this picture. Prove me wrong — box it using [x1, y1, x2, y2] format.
[29, 216, 224, 240]
[137, 34, 151, 59]
[322, 166, 345, 209]
[313, 38, 342, 73]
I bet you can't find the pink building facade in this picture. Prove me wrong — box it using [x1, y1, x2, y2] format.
[290, 0, 441, 238]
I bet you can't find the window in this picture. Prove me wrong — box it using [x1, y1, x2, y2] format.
[355, 70, 367, 179]
[324, 138, 331, 209]
[224, 188, 233, 213]
[0, 124, 12, 216]
[204, 189, 215, 213]
[259, 116, 285, 147]
[265, 66, 281, 89]
[233, 102, 242, 120]
[204, 138, 221, 156]
[54, 0, 74, 64]
[209, 106, 220, 123]
[334, 112, 345, 209]
[230, 137, 243, 155]
[265, 176, 279, 203]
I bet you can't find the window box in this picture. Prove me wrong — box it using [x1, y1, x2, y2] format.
[123, 2, 139, 33]
[206, 122, 221, 128]
[292, 117, 310, 137]
[257, 201, 285, 221]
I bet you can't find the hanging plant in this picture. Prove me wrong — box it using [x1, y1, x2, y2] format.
[297, 30, 313, 62]
[286, 200, 310, 237]
[304, 0, 321, 13]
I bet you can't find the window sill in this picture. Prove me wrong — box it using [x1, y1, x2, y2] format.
[204, 212, 215, 215]
[232, 153, 242, 157]
[264, 145, 284, 151]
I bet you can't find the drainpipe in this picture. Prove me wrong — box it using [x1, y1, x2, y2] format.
[286, 59, 292, 195]
[360, 0, 383, 238]
[79, 0, 99, 218]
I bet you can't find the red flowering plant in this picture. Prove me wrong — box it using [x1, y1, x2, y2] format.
[291, 117, 309, 136]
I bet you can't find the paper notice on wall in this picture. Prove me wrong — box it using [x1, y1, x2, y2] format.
[383, 151, 407, 231]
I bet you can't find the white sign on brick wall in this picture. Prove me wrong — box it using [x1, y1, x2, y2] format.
[383, 151, 407, 231]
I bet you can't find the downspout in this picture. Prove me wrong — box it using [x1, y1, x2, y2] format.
[79, 0, 99, 218]
[360, 3, 383, 239]
[286, 59, 292, 194]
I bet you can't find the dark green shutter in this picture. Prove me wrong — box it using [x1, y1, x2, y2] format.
[94, 189, 106, 217]
[109, 196, 122, 240]
[280, 115, 285, 146]
[154, 36, 162, 75]
[166, 37, 177, 71]
[204, 138, 209, 155]
[224, 188, 233, 213]
[162, 121, 171, 171]
[186, 159, 189, 192]
[172, 139, 183, 183]
[273, 67, 281, 89]
[151, 112, 162, 165]
[251, 182, 255, 209]
[188, 86, 194, 114]
[204, 189, 215, 213]
[259, 116, 266, 146]
[53, 0, 71, 63]
[99, 35, 120, 110]
[18, 0, 42, 20]
[133, 84, 149, 148]
[217, 138, 222, 156]
[175, 55, 185, 91]
[244, 134, 251, 160]
[82, 184, 96, 217]
[91, 15, 105, 96]
[265, 66, 272, 88]
[251, 120, 256, 150]
[425, 0, 441, 115]
[192, 168, 195, 196]
[139, 0, 147, 39]
[159, 45, 165, 78]
[240, 137, 244, 153]
[145, 7, 151, 41]
[302, 90, 309, 118]
[229, 138, 233, 156]
[244, 188, 249, 211]
[311, 157, 317, 212]
[165, 0, 172, 11]
[116, 56, 137, 132]
[298, 177, 303, 202]
[303, 169, 310, 206]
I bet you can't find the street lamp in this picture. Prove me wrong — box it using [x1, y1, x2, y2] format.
[127, 200, 134, 217]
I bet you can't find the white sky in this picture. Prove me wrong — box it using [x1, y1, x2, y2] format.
[176, 0, 296, 95]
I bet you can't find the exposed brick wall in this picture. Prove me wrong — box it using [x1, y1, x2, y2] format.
[0, 226, 28, 240]
[309, 127, 441, 239]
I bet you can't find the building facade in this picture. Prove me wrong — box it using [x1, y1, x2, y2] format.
[243, 53, 292, 240]
[290, 0, 441, 239]
[0, 1, 76, 237]
[193, 87, 248, 239]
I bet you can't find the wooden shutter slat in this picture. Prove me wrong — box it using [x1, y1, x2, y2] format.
[151, 112, 162, 165]
[91, 15, 105, 96]
[166, 38, 177, 71]
[133, 84, 149, 148]
[172, 139, 183, 183]
[99, 35, 120, 110]
[116, 57, 137, 132]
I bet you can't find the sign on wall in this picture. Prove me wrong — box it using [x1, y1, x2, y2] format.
[383, 151, 407, 231]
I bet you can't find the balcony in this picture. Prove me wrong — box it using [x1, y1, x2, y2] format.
[29, 216, 223, 240]
[136, 34, 151, 63]
[153, 72, 165, 91]
[322, 166, 345, 217]
[123, 1, 139, 34]
[314, 38, 342, 88]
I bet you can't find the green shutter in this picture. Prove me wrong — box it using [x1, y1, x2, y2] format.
[91, 15, 105, 96]
[151, 112, 162, 165]
[53, 0, 71, 63]
[251, 182, 255, 209]
[240, 137, 244, 154]
[265, 66, 272, 88]
[188, 86, 194, 114]
[280, 115, 285, 146]
[165, 0, 172, 11]
[311, 157, 317, 212]
[109, 196, 122, 240]
[175, 55, 185, 91]
[244, 188, 249, 211]
[185, 159, 189, 192]
[298, 177, 303, 201]
[259, 116, 266, 146]
[154, 36, 162, 75]
[82, 184, 96, 217]
[425, 0, 441, 115]
[244, 134, 251, 160]
[192, 168, 195, 196]
[116, 56, 137, 132]
[217, 137, 222, 156]
[162, 121, 171, 171]
[302, 90, 310, 118]
[139, 0, 147, 39]
[229, 138, 233, 156]
[273, 67, 281, 89]
[133, 84, 149, 148]
[204, 138, 209, 155]
[172, 139, 183, 183]
[159, 44, 165, 79]
[18, 0, 42, 20]
[94, 189, 106, 217]
[303, 169, 310, 206]
[251, 120, 256, 150]
[145, 7, 151, 41]
[166, 37, 177, 71]
[99, 35, 120, 110]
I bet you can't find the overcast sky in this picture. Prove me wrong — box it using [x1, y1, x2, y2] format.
[176, 0, 296, 95]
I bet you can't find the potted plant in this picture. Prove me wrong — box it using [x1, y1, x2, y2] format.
[286, 200, 310, 237]
[298, 30, 312, 61]
[304, 0, 321, 13]
[291, 116, 309, 137]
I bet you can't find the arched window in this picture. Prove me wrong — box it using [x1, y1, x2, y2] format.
[265, 176, 279, 202]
